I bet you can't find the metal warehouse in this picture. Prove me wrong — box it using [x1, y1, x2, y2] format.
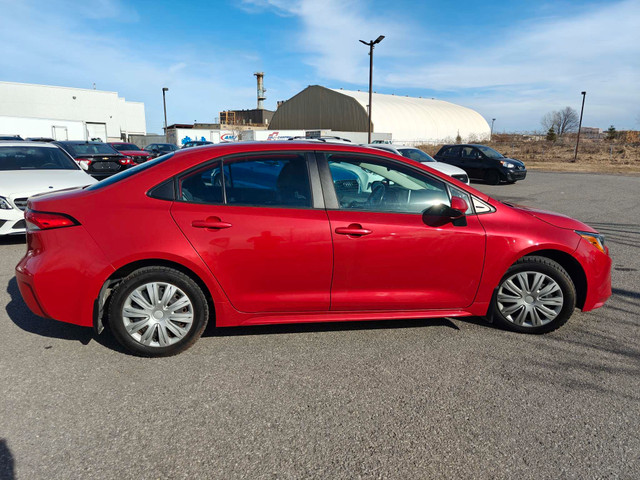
[0, 81, 146, 141]
[270, 85, 491, 144]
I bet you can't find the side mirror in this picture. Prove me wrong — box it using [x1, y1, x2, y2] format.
[422, 197, 468, 227]
[451, 196, 468, 213]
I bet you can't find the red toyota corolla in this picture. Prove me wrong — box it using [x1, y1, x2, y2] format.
[15, 143, 611, 356]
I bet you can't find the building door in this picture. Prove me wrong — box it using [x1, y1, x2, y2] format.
[52, 126, 68, 141]
[86, 122, 107, 142]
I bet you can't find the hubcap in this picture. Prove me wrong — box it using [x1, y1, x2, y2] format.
[122, 282, 194, 347]
[497, 271, 564, 328]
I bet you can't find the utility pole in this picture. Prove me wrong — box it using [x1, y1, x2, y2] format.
[162, 87, 169, 142]
[359, 35, 385, 143]
[490, 118, 496, 141]
[573, 91, 586, 162]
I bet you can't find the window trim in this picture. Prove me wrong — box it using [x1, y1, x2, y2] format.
[175, 151, 322, 210]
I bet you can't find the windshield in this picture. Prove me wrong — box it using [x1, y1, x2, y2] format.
[0, 146, 80, 171]
[397, 148, 436, 163]
[86, 153, 174, 190]
[63, 143, 120, 157]
[477, 145, 504, 159]
[112, 143, 140, 152]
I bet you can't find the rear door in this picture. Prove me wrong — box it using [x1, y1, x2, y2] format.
[171, 151, 333, 313]
[319, 152, 486, 311]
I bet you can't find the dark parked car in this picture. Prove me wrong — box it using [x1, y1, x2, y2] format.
[144, 143, 179, 158]
[53, 141, 133, 179]
[434, 144, 527, 185]
[181, 140, 213, 149]
[109, 142, 152, 163]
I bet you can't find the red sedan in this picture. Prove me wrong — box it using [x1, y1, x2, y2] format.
[16, 143, 611, 356]
[108, 142, 152, 164]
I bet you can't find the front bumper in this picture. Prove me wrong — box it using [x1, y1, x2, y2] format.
[574, 237, 612, 311]
[505, 169, 527, 182]
[0, 209, 26, 235]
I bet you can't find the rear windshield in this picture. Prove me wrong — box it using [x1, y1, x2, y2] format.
[86, 153, 174, 190]
[111, 143, 140, 152]
[62, 143, 119, 156]
[0, 146, 80, 171]
[398, 148, 436, 163]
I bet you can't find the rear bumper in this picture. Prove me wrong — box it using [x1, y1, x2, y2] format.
[15, 226, 115, 327]
[574, 238, 612, 311]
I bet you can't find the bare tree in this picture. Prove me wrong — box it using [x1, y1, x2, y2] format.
[541, 107, 579, 137]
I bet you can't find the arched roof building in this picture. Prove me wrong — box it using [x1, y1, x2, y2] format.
[269, 86, 490, 144]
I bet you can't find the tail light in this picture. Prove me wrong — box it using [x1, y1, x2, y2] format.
[25, 210, 79, 231]
[119, 157, 135, 165]
[76, 158, 92, 170]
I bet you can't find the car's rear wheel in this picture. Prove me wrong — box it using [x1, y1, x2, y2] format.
[108, 266, 208, 357]
[485, 170, 501, 185]
[491, 256, 576, 334]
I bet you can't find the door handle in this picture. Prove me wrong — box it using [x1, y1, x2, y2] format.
[335, 224, 372, 236]
[192, 216, 232, 229]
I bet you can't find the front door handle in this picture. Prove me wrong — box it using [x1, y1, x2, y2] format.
[335, 224, 372, 236]
[192, 216, 232, 229]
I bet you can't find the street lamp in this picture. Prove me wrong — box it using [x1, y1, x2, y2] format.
[359, 35, 385, 143]
[490, 118, 496, 141]
[162, 87, 169, 141]
[573, 91, 586, 162]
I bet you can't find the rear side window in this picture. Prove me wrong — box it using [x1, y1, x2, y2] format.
[179, 153, 312, 208]
[443, 146, 461, 158]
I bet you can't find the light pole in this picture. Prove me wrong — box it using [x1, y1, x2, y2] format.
[162, 87, 169, 141]
[490, 118, 496, 141]
[359, 35, 385, 144]
[573, 91, 586, 162]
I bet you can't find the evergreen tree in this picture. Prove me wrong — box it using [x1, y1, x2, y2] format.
[546, 127, 557, 142]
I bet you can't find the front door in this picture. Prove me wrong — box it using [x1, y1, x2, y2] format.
[321, 152, 486, 311]
[171, 152, 333, 313]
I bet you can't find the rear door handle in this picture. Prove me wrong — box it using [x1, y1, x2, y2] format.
[192, 217, 232, 229]
[335, 224, 372, 236]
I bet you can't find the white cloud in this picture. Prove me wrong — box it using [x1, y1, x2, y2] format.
[247, 0, 640, 130]
[0, 0, 260, 133]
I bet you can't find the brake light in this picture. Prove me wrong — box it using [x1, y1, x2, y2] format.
[25, 210, 79, 231]
[76, 158, 92, 170]
[119, 157, 135, 165]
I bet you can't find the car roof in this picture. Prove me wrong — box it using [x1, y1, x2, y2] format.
[56, 141, 107, 145]
[0, 141, 60, 148]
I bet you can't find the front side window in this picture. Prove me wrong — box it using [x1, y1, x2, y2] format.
[476, 145, 504, 159]
[461, 147, 480, 159]
[179, 153, 312, 208]
[327, 154, 450, 214]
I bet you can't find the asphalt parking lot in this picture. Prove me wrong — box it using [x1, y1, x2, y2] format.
[1, 171, 638, 479]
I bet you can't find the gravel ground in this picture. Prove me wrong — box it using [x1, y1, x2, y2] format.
[1, 171, 638, 479]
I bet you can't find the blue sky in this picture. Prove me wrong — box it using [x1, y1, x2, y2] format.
[1, 0, 638, 134]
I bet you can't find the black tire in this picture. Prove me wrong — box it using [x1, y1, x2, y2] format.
[490, 256, 576, 334]
[505, 179, 517, 184]
[108, 266, 209, 357]
[485, 170, 501, 185]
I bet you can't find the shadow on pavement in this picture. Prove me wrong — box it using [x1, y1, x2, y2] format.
[0, 439, 15, 480]
[0, 236, 25, 246]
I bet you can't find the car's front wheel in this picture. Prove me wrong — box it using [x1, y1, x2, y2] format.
[108, 266, 209, 356]
[491, 256, 576, 334]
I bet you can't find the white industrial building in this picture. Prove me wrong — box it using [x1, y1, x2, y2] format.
[0, 81, 146, 141]
[270, 86, 491, 145]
